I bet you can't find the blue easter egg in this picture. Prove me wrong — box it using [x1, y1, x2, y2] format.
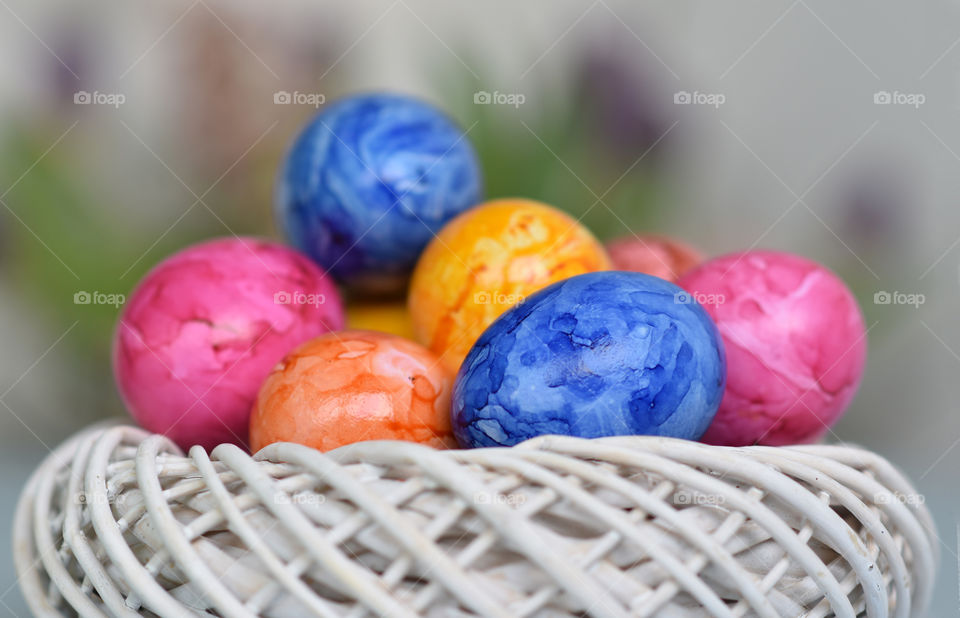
[275, 93, 483, 296]
[452, 271, 726, 447]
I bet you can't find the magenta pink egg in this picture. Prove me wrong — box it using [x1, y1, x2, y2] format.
[113, 237, 345, 451]
[678, 250, 867, 446]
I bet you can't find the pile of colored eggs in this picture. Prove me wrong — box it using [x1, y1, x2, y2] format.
[113, 92, 867, 455]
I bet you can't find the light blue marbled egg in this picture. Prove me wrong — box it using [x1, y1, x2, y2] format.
[276, 93, 483, 296]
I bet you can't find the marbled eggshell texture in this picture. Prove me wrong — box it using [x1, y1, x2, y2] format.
[275, 92, 483, 297]
[678, 250, 867, 446]
[409, 198, 611, 375]
[452, 271, 726, 448]
[249, 330, 455, 452]
[113, 238, 344, 451]
[606, 234, 703, 283]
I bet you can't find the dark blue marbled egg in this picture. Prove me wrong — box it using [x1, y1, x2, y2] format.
[452, 271, 726, 447]
[275, 93, 483, 296]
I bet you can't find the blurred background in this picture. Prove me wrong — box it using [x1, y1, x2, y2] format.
[0, 0, 958, 613]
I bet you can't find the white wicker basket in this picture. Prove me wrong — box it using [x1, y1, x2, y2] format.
[13, 424, 937, 618]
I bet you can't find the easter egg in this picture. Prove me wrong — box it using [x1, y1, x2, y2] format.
[113, 238, 344, 451]
[678, 250, 867, 446]
[452, 271, 726, 448]
[347, 301, 415, 340]
[409, 198, 611, 374]
[275, 93, 483, 297]
[606, 234, 703, 282]
[249, 330, 455, 452]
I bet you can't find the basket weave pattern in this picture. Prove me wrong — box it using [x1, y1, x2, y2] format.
[14, 425, 937, 617]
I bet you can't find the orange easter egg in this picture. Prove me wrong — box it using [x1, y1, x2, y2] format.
[249, 330, 455, 452]
[408, 198, 611, 374]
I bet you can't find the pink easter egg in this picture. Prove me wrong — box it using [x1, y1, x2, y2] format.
[678, 250, 867, 446]
[113, 237, 345, 451]
[606, 235, 703, 283]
